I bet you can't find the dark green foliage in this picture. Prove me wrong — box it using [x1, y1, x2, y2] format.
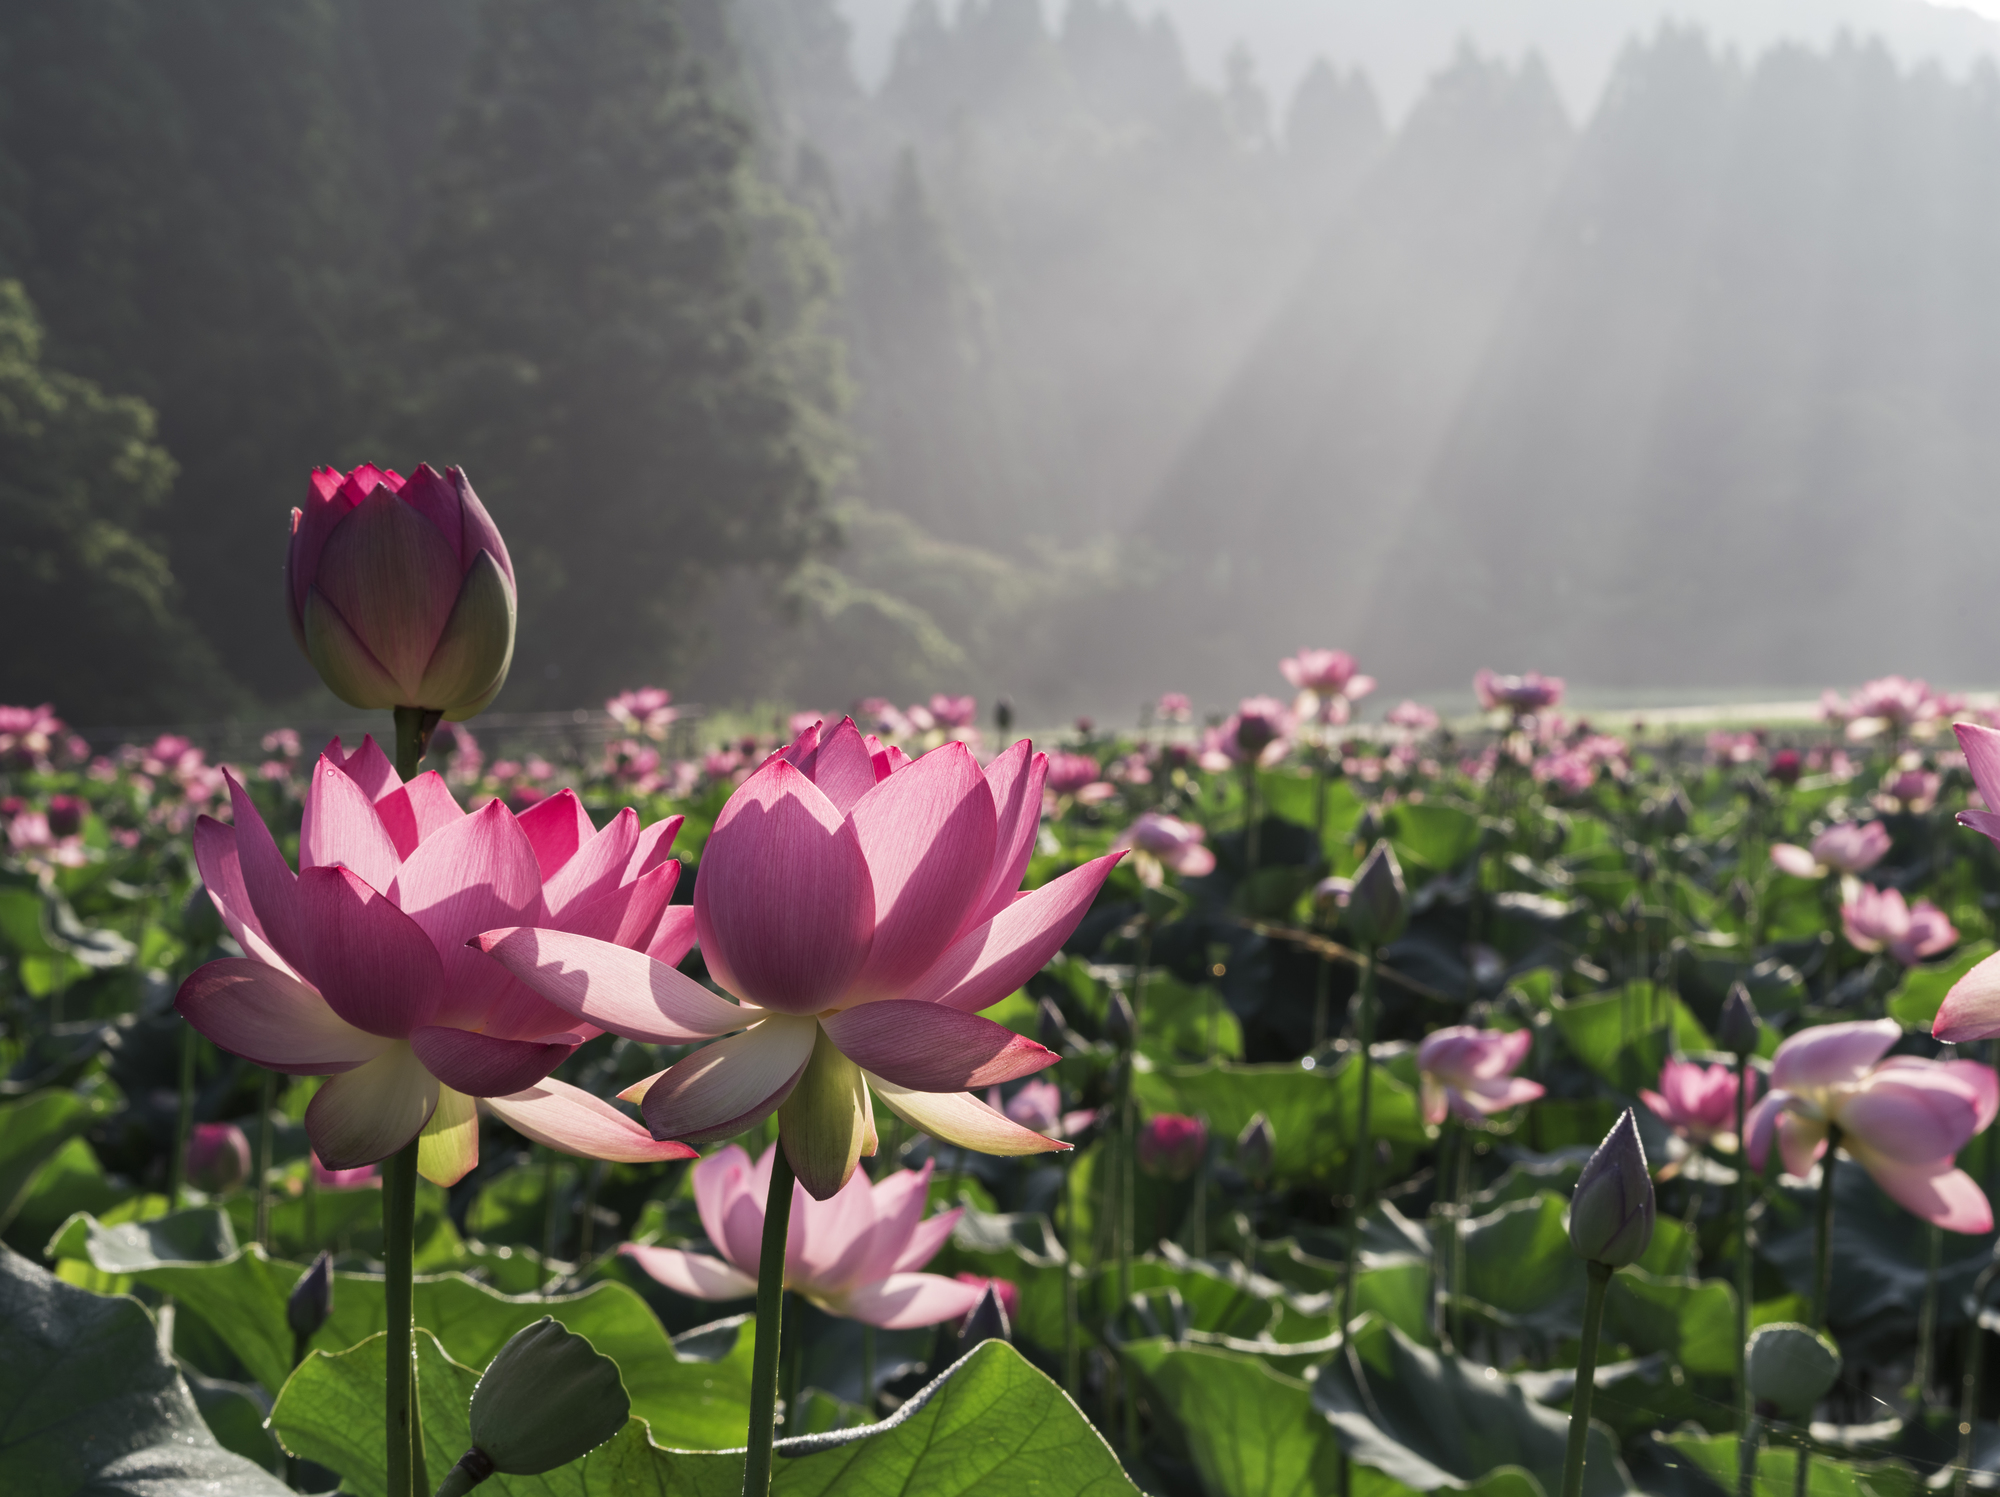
[0, 282, 235, 721]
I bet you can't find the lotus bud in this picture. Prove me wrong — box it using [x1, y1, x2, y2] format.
[1718, 983, 1760, 1056]
[1568, 1109, 1654, 1267]
[1745, 1323, 1840, 1418]
[45, 795, 83, 838]
[1036, 997, 1070, 1052]
[956, 1281, 1014, 1349]
[1236, 1112, 1275, 1184]
[287, 1251, 335, 1344]
[456, 1318, 629, 1483]
[1345, 841, 1407, 948]
[994, 697, 1014, 734]
[1104, 989, 1135, 1048]
[1138, 1114, 1208, 1180]
[184, 1122, 251, 1195]
[287, 464, 516, 721]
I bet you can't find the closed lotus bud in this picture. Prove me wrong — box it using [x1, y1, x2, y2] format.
[1568, 1109, 1654, 1267]
[1745, 1323, 1840, 1418]
[184, 1122, 251, 1195]
[994, 697, 1014, 734]
[1236, 1112, 1275, 1184]
[287, 464, 516, 721]
[1718, 983, 1760, 1056]
[287, 1251, 335, 1343]
[1104, 989, 1135, 1048]
[1345, 841, 1407, 948]
[1138, 1114, 1208, 1180]
[458, 1318, 629, 1482]
[45, 795, 84, 838]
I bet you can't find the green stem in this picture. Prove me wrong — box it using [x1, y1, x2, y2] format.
[1062, 1155, 1079, 1396]
[1312, 958, 1332, 1053]
[1957, 1266, 1997, 1497]
[393, 706, 439, 783]
[1243, 763, 1260, 878]
[743, 1147, 797, 1497]
[1914, 1224, 1942, 1407]
[1811, 1125, 1840, 1331]
[255, 1069, 276, 1251]
[1341, 946, 1378, 1331]
[1738, 1412, 1763, 1497]
[779, 1292, 802, 1437]
[860, 1324, 876, 1417]
[170, 1024, 197, 1207]
[433, 1450, 494, 1497]
[384, 1138, 421, 1497]
[1560, 1261, 1614, 1497]
[1188, 1120, 1208, 1258]
[1734, 1050, 1753, 1429]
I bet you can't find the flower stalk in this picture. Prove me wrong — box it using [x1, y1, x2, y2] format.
[1560, 1260, 1614, 1497]
[743, 1147, 799, 1496]
[1341, 944, 1378, 1332]
[383, 1137, 423, 1497]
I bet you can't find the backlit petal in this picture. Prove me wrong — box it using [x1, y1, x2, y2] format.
[293, 866, 444, 1038]
[1771, 1018, 1901, 1092]
[392, 798, 544, 1033]
[865, 1075, 1069, 1158]
[483, 1077, 699, 1165]
[175, 959, 392, 1074]
[822, 1000, 1057, 1091]
[639, 1015, 820, 1146]
[1957, 725, 2000, 827]
[558, 858, 680, 950]
[227, 770, 307, 970]
[1936, 952, 2000, 1043]
[901, 853, 1123, 1014]
[410, 1026, 571, 1097]
[194, 817, 293, 974]
[374, 771, 465, 860]
[543, 808, 639, 919]
[473, 926, 747, 1042]
[692, 1145, 761, 1275]
[300, 753, 402, 897]
[804, 718, 878, 816]
[516, 790, 596, 881]
[646, 904, 699, 966]
[417, 1086, 479, 1186]
[626, 814, 685, 882]
[1837, 1074, 1982, 1163]
[838, 1272, 987, 1330]
[620, 1244, 757, 1302]
[305, 1043, 439, 1169]
[328, 735, 398, 803]
[961, 741, 1047, 934]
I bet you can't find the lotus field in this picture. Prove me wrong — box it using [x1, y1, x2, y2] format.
[14, 473, 2000, 1497]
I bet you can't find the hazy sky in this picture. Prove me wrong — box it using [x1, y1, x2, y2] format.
[838, 0, 2000, 118]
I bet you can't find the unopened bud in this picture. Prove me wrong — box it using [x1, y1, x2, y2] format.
[994, 698, 1014, 734]
[287, 1251, 334, 1343]
[184, 1122, 251, 1195]
[1138, 1114, 1207, 1180]
[46, 795, 84, 838]
[1345, 841, 1407, 948]
[465, 1318, 629, 1476]
[1745, 1323, 1840, 1418]
[1718, 983, 1760, 1056]
[1104, 990, 1135, 1048]
[1235, 1112, 1275, 1184]
[956, 1280, 1015, 1348]
[1568, 1109, 1654, 1268]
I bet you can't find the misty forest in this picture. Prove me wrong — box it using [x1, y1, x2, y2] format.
[13, 4, 2000, 1497]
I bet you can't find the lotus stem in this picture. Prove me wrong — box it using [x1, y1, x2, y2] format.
[1957, 1262, 2000, 1497]
[1062, 1154, 1080, 1396]
[743, 1146, 797, 1497]
[1341, 945, 1378, 1332]
[255, 1069, 276, 1250]
[860, 1324, 876, 1417]
[1312, 958, 1332, 1053]
[1242, 763, 1260, 878]
[170, 1023, 197, 1208]
[1914, 1224, 1942, 1408]
[1738, 1411, 1762, 1497]
[1734, 1050, 1754, 1429]
[1795, 1125, 1841, 1497]
[1560, 1260, 1614, 1497]
[384, 1137, 421, 1497]
[392, 706, 437, 782]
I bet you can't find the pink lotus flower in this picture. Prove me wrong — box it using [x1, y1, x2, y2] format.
[1769, 821, 1891, 879]
[311, 1152, 380, 1189]
[1747, 1019, 1995, 1232]
[1386, 701, 1439, 733]
[1841, 883, 1957, 965]
[174, 735, 697, 1183]
[1640, 1058, 1761, 1151]
[1156, 693, 1193, 724]
[1111, 812, 1215, 886]
[984, 1078, 1098, 1140]
[185, 1122, 252, 1194]
[1044, 752, 1108, 798]
[929, 695, 978, 729]
[0, 703, 64, 769]
[952, 1274, 1020, 1328]
[606, 688, 677, 739]
[621, 1146, 987, 1328]
[1474, 670, 1564, 717]
[1417, 1027, 1544, 1126]
[1822, 676, 1949, 741]
[1138, 1114, 1208, 1179]
[478, 719, 1120, 1198]
[287, 464, 516, 718]
[1281, 650, 1376, 727]
[1877, 766, 1940, 815]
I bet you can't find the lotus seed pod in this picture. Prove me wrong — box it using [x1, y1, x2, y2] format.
[467, 1317, 629, 1475]
[1568, 1109, 1655, 1267]
[1345, 841, 1407, 947]
[1746, 1323, 1840, 1418]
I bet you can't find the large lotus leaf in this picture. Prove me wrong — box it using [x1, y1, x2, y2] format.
[1887, 942, 1995, 1028]
[1549, 989, 1713, 1092]
[1137, 973, 1244, 1062]
[0, 1244, 292, 1496]
[0, 1086, 119, 1232]
[1760, 1161, 1996, 1340]
[1384, 802, 1483, 873]
[1312, 1316, 1628, 1497]
[1121, 1338, 1346, 1497]
[1603, 1270, 1740, 1378]
[1660, 1432, 1918, 1497]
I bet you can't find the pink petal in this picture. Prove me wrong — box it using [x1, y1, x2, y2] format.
[543, 808, 639, 919]
[625, 814, 685, 882]
[1769, 844, 1823, 878]
[224, 772, 308, 970]
[288, 473, 357, 622]
[559, 859, 680, 949]
[1165, 845, 1217, 877]
[619, 1244, 757, 1301]
[193, 817, 292, 973]
[822, 1001, 1057, 1091]
[845, 743, 997, 999]
[329, 735, 399, 803]
[646, 905, 698, 966]
[1960, 809, 2000, 848]
[410, 1025, 571, 1097]
[1936, 952, 2000, 1042]
[417, 1086, 480, 1187]
[391, 799, 545, 1034]
[396, 464, 465, 563]
[451, 466, 515, 588]
[885, 1204, 960, 1276]
[473, 926, 747, 1042]
[692, 1145, 762, 1273]
[639, 1016, 820, 1146]
[960, 742, 1047, 936]
[693, 758, 874, 1014]
[804, 718, 879, 816]
[901, 853, 1123, 1014]
[1777, 1110, 1827, 1180]
[293, 865, 444, 1037]
[516, 790, 596, 881]
[1957, 725, 2000, 825]
[305, 1043, 439, 1169]
[851, 1162, 935, 1284]
[1460, 1076, 1545, 1114]
[374, 771, 464, 860]
[1852, 1148, 1994, 1233]
[787, 1165, 881, 1294]
[174, 959, 393, 1074]
[865, 1076, 1070, 1157]
[839, 1272, 987, 1330]
[300, 753, 402, 897]
[311, 487, 461, 690]
[482, 1076, 698, 1164]
[1772, 1019, 1901, 1092]
[1838, 1075, 1983, 1162]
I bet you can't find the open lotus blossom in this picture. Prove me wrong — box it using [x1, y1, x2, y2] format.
[606, 688, 677, 739]
[1156, 692, 1193, 724]
[1821, 676, 1956, 741]
[477, 718, 1121, 1198]
[1840, 882, 1957, 966]
[1044, 751, 1114, 806]
[1474, 670, 1564, 717]
[1769, 821, 1891, 879]
[1747, 1019, 1996, 1233]
[929, 695, 978, 729]
[1111, 811, 1215, 886]
[1877, 766, 1941, 815]
[1640, 1058, 1761, 1152]
[1280, 649, 1376, 726]
[1417, 1026, 1544, 1126]
[620, 1146, 989, 1329]
[984, 1078, 1099, 1139]
[173, 735, 699, 1184]
[1386, 701, 1440, 734]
